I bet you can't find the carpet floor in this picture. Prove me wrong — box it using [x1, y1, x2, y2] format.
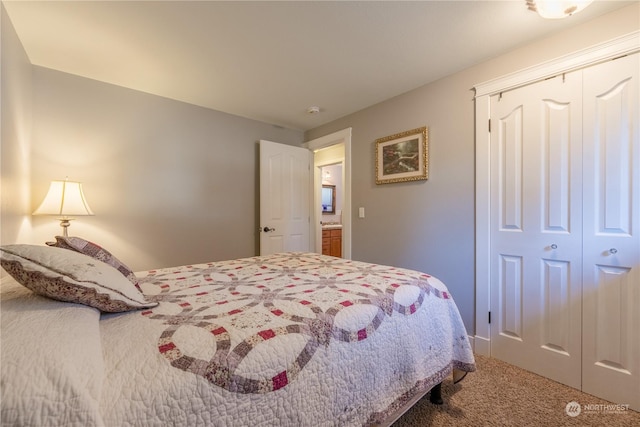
[393, 354, 639, 426]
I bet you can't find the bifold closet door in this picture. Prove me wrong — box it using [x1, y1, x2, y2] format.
[581, 53, 640, 411]
[489, 71, 583, 390]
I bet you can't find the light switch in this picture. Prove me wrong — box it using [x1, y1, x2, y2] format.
[359, 207, 365, 218]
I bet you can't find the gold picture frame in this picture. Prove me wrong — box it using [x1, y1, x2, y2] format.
[375, 126, 428, 184]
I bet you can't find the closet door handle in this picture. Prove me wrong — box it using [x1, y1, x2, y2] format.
[609, 248, 618, 254]
[550, 244, 558, 250]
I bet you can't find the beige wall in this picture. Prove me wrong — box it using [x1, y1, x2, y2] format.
[305, 4, 640, 333]
[27, 68, 303, 271]
[1, 3, 32, 253]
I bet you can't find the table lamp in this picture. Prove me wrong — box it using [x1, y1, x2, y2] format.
[33, 178, 94, 237]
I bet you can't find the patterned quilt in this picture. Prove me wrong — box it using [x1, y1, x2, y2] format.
[96, 252, 474, 426]
[0, 252, 474, 426]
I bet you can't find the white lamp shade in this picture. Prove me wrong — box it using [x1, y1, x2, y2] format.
[532, 0, 594, 19]
[33, 180, 94, 217]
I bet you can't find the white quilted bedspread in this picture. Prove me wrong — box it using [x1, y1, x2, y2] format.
[1, 252, 474, 426]
[99, 253, 475, 426]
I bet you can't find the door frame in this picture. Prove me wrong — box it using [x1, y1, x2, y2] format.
[305, 128, 352, 260]
[473, 31, 639, 357]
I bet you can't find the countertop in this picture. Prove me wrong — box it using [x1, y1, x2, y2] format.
[321, 224, 342, 230]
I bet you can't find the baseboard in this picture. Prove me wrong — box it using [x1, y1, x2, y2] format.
[473, 335, 490, 356]
[467, 335, 475, 352]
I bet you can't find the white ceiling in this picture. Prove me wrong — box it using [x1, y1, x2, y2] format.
[3, 1, 634, 131]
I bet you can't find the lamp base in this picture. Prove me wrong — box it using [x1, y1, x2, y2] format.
[58, 218, 74, 237]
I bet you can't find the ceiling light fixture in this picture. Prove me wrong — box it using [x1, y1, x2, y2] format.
[526, 0, 594, 19]
[307, 106, 320, 115]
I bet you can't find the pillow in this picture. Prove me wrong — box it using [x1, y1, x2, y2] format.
[0, 244, 158, 312]
[48, 235, 142, 292]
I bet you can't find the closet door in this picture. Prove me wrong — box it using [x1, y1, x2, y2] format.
[489, 71, 583, 389]
[582, 53, 640, 411]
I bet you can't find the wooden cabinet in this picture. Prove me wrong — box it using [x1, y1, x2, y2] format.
[322, 228, 342, 258]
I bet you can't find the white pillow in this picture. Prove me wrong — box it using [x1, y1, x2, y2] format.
[0, 244, 157, 312]
[47, 235, 142, 292]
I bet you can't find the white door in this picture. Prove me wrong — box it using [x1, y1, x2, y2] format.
[490, 71, 583, 389]
[581, 53, 640, 410]
[259, 140, 311, 255]
[490, 53, 640, 409]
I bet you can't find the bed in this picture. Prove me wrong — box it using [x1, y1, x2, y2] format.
[0, 241, 475, 426]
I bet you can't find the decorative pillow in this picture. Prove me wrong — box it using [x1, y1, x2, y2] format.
[0, 244, 158, 312]
[47, 236, 142, 292]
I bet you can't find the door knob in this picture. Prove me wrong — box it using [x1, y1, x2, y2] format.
[609, 248, 618, 254]
[550, 244, 558, 250]
[262, 226, 276, 232]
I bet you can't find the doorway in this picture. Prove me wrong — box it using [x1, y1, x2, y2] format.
[305, 128, 352, 259]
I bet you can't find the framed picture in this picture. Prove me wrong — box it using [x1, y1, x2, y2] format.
[375, 126, 428, 184]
